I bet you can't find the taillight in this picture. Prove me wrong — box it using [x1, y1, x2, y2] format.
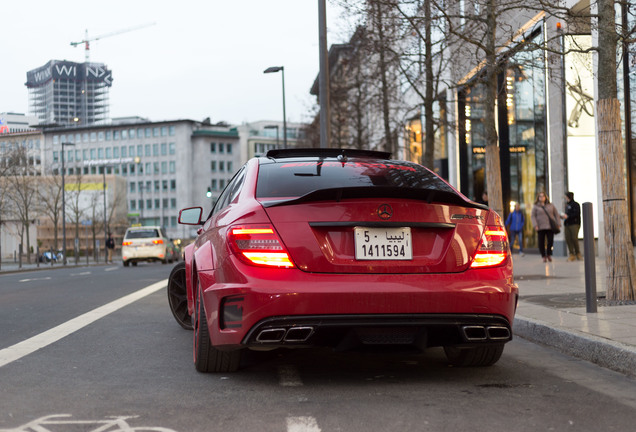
[152, 239, 164, 245]
[471, 225, 509, 268]
[227, 225, 294, 268]
[122, 241, 133, 246]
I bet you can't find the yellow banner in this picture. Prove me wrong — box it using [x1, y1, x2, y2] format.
[65, 183, 107, 191]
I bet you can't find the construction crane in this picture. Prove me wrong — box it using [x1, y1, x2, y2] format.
[71, 22, 156, 62]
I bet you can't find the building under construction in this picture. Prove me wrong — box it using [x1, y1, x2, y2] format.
[25, 60, 112, 126]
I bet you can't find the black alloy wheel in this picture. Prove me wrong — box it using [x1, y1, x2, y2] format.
[167, 262, 193, 330]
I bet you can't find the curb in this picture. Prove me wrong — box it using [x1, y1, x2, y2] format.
[514, 316, 636, 378]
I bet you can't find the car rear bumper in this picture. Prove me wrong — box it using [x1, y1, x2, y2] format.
[198, 261, 518, 350]
[122, 246, 166, 261]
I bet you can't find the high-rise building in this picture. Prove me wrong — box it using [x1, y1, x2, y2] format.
[25, 60, 113, 126]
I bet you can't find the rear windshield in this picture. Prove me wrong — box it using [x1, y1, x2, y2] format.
[125, 229, 160, 239]
[256, 159, 456, 198]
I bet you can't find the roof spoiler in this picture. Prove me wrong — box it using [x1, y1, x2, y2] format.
[266, 148, 392, 160]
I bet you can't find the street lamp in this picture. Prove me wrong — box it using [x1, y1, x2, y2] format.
[264, 125, 280, 148]
[101, 164, 113, 263]
[263, 66, 287, 149]
[61, 142, 75, 265]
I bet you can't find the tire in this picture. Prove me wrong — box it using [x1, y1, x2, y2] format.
[193, 278, 241, 373]
[132, 261, 138, 266]
[123, 260, 129, 267]
[167, 262, 193, 330]
[444, 344, 505, 367]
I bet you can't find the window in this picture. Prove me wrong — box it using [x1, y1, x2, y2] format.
[227, 161, 233, 173]
[98, 148, 104, 159]
[169, 126, 175, 136]
[226, 143, 232, 154]
[169, 161, 175, 173]
[90, 149, 96, 159]
[153, 143, 159, 156]
[161, 143, 167, 156]
[114, 130, 120, 141]
[153, 127, 159, 137]
[145, 144, 151, 156]
[212, 167, 246, 215]
[113, 147, 119, 158]
[130, 129, 136, 139]
[121, 146, 127, 157]
[162, 180, 168, 191]
[121, 130, 128, 140]
[137, 145, 143, 156]
[105, 131, 111, 141]
[154, 162, 159, 174]
[139, 200, 144, 210]
[130, 200, 136, 210]
[154, 180, 160, 191]
[90, 132, 97, 142]
[83, 149, 88, 160]
[155, 199, 160, 209]
[106, 147, 111, 158]
[130, 182, 136, 193]
[170, 179, 176, 191]
[170, 198, 176, 208]
[145, 128, 151, 138]
[53, 151, 59, 163]
[210, 142, 216, 153]
[98, 131, 104, 141]
[219, 161, 225, 172]
[161, 126, 167, 136]
[145, 162, 151, 173]
[161, 161, 167, 174]
[219, 143, 224, 153]
[211, 160, 217, 172]
[169, 142, 175, 154]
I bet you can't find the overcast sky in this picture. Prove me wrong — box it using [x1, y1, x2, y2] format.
[1, 0, 350, 126]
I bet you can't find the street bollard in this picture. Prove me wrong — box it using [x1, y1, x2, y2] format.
[583, 202, 597, 313]
[36, 247, 40, 268]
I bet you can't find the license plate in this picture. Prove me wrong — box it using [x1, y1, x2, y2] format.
[354, 227, 412, 260]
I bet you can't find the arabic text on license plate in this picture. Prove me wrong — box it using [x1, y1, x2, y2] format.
[354, 227, 412, 260]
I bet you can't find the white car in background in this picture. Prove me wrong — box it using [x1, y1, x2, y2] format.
[121, 226, 171, 266]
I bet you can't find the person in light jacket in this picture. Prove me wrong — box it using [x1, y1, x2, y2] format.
[531, 192, 561, 262]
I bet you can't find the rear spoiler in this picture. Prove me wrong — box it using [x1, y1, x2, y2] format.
[260, 186, 487, 210]
[266, 148, 392, 160]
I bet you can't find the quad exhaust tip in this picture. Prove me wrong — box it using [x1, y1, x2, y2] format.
[462, 325, 511, 341]
[255, 326, 315, 343]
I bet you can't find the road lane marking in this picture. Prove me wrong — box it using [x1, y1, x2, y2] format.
[278, 365, 303, 387]
[19, 277, 52, 282]
[70, 271, 92, 276]
[286, 417, 321, 432]
[0, 279, 167, 369]
[104, 267, 119, 272]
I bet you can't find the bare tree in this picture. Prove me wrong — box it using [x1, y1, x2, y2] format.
[38, 175, 64, 252]
[3, 145, 41, 263]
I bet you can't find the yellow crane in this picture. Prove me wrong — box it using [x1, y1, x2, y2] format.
[71, 22, 156, 62]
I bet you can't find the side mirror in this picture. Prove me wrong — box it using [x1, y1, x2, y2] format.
[178, 207, 204, 225]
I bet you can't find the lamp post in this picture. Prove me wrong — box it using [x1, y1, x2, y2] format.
[263, 66, 287, 149]
[101, 164, 113, 263]
[61, 142, 75, 265]
[264, 125, 280, 148]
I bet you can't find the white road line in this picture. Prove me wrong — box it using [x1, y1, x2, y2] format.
[70, 271, 92, 276]
[19, 277, 52, 283]
[0, 279, 167, 369]
[286, 417, 321, 432]
[278, 364, 303, 387]
[104, 267, 119, 272]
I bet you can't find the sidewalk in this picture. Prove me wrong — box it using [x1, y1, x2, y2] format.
[512, 251, 636, 378]
[0, 257, 112, 273]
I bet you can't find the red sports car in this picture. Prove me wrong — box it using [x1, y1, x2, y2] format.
[174, 149, 518, 372]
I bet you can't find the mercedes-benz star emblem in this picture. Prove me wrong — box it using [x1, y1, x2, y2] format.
[377, 204, 393, 220]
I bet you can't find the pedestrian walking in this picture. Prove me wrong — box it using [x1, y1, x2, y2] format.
[106, 232, 115, 264]
[478, 190, 489, 206]
[561, 191, 582, 261]
[505, 202, 525, 256]
[531, 192, 561, 262]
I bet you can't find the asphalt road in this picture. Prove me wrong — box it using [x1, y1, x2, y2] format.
[2, 263, 636, 432]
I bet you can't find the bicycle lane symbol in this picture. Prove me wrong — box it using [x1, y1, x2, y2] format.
[0, 414, 177, 432]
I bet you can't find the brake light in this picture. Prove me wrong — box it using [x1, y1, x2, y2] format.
[471, 225, 509, 268]
[228, 225, 294, 268]
[152, 239, 164, 245]
[122, 241, 133, 246]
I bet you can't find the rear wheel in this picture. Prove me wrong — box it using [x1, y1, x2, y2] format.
[167, 262, 192, 330]
[123, 260, 129, 267]
[444, 344, 505, 367]
[193, 277, 241, 373]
